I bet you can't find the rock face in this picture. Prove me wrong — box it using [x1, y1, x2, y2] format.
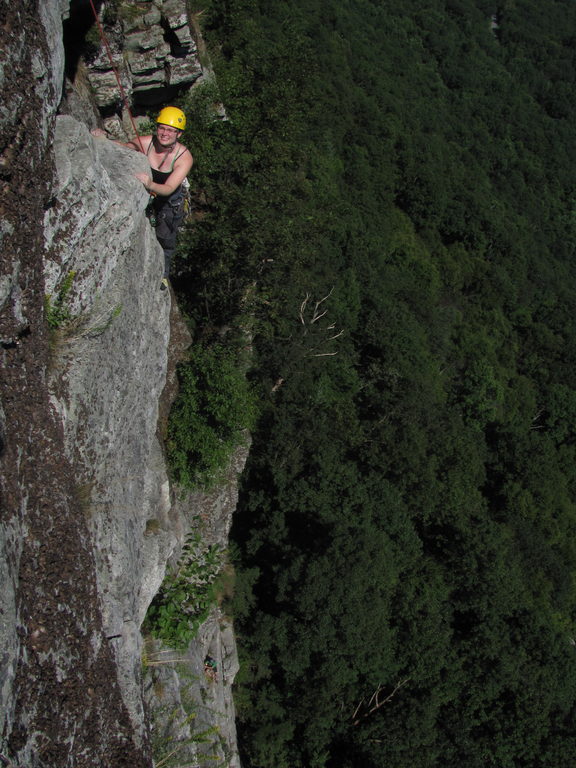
[1, 2, 242, 766]
[1, 1, 159, 765]
[144, 441, 250, 768]
[44, 114, 177, 747]
[81, 0, 203, 110]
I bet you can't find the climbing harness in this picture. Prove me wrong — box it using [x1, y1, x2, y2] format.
[145, 197, 157, 227]
[181, 177, 193, 222]
[87, 0, 144, 153]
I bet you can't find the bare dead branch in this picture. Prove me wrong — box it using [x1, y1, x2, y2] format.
[271, 377, 285, 393]
[351, 695, 366, 722]
[352, 678, 410, 726]
[314, 287, 334, 310]
[299, 294, 310, 325]
[294, 288, 344, 360]
[310, 308, 328, 324]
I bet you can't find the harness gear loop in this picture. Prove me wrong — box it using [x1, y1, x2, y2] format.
[87, 0, 144, 153]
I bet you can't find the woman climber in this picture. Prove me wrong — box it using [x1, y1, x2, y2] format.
[92, 106, 193, 290]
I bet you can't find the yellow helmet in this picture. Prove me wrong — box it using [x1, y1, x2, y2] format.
[156, 106, 186, 130]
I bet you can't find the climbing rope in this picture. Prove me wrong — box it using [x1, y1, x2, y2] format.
[87, 0, 144, 152]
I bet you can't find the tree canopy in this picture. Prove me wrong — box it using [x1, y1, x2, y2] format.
[172, 0, 576, 765]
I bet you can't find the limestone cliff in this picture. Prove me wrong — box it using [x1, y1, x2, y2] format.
[44, 113, 176, 749]
[0, 1, 242, 766]
[82, 0, 203, 108]
[1, 0, 156, 762]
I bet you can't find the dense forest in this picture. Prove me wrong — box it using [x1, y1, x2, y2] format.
[171, 0, 576, 765]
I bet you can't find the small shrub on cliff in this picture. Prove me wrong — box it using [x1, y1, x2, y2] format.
[167, 343, 255, 488]
[144, 531, 224, 648]
[44, 271, 76, 329]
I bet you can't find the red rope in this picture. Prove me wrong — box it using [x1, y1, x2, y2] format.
[87, 0, 145, 153]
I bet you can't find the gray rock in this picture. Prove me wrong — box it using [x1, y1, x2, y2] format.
[81, 0, 206, 108]
[162, 0, 189, 30]
[168, 55, 203, 87]
[91, 68, 133, 108]
[0, 516, 22, 746]
[127, 44, 172, 91]
[89, 45, 124, 71]
[128, 44, 171, 75]
[132, 68, 168, 91]
[1, 0, 241, 763]
[144, 608, 242, 768]
[120, 2, 163, 31]
[172, 22, 195, 49]
[44, 115, 178, 741]
[102, 113, 128, 140]
[59, 67, 102, 128]
[0, 0, 66, 734]
[125, 26, 166, 52]
[142, 6, 163, 27]
[144, 440, 250, 766]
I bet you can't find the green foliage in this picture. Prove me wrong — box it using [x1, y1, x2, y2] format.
[83, 0, 142, 29]
[167, 342, 256, 489]
[83, 25, 102, 56]
[44, 271, 76, 329]
[164, 0, 576, 765]
[145, 531, 224, 649]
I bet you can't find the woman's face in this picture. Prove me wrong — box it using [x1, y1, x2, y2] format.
[156, 124, 180, 146]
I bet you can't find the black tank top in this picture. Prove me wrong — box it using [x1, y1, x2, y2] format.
[147, 140, 188, 198]
[151, 167, 172, 184]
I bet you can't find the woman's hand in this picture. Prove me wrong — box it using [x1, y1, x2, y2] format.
[135, 172, 152, 191]
[90, 128, 107, 138]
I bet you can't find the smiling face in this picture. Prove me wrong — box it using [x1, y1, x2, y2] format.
[156, 123, 180, 147]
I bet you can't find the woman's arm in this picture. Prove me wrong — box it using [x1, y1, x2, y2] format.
[135, 148, 194, 197]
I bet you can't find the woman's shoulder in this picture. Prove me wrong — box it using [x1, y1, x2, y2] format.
[138, 135, 154, 149]
[175, 142, 193, 163]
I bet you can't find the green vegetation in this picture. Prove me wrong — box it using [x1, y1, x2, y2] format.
[101, 0, 139, 26]
[145, 529, 225, 649]
[44, 272, 122, 340]
[44, 271, 76, 329]
[166, 0, 576, 765]
[166, 342, 255, 489]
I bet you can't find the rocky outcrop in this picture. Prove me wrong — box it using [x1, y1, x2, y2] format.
[43, 117, 245, 766]
[82, 0, 203, 110]
[144, 441, 249, 768]
[44, 114, 178, 746]
[0, 2, 156, 765]
[1, 2, 242, 766]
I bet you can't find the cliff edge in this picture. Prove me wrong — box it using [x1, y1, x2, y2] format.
[1, 2, 241, 766]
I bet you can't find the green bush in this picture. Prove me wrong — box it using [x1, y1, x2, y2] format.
[145, 531, 224, 648]
[167, 343, 256, 489]
[44, 271, 76, 329]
